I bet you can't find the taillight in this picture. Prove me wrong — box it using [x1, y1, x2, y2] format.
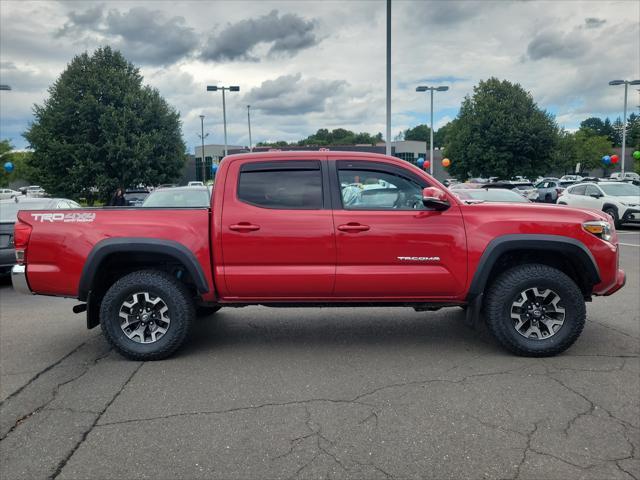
[13, 221, 32, 264]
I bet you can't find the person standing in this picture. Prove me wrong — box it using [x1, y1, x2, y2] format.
[109, 187, 127, 206]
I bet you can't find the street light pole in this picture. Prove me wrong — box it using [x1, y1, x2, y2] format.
[416, 85, 449, 176]
[609, 79, 640, 176]
[198, 115, 209, 182]
[206, 85, 240, 159]
[247, 105, 253, 152]
[386, 0, 391, 156]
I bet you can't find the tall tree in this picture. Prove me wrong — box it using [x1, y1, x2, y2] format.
[552, 129, 578, 175]
[580, 117, 605, 136]
[573, 130, 612, 172]
[611, 117, 624, 146]
[444, 78, 557, 180]
[23, 46, 186, 200]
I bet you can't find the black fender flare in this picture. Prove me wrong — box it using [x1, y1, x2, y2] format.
[467, 234, 601, 301]
[78, 237, 210, 301]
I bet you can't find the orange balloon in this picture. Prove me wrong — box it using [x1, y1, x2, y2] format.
[442, 158, 451, 167]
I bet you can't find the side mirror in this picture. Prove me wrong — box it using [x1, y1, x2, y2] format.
[590, 192, 603, 199]
[422, 187, 450, 211]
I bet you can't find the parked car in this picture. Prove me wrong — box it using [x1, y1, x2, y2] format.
[480, 181, 536, 199]
[142, 186, 211, 208]
[610, 172, 640, 182]
[0, 188, 21, 200]
[187, 181, 205, 187]
[0, 196, 80, 274]
[532, 180, 575, 203]
[20, 185, 46, 197]
[123, 189, 150, 206]
[11, 151, 625, 360]
[560, 175, 583, 182]
[557, 181, 640, 228]
[452, 188, 531, 203]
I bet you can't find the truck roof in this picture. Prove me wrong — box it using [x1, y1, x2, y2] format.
[224, 150, 398, 162]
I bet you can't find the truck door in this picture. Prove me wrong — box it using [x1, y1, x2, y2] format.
[220, 159, 336, 298]
[330, 159, 467, 298]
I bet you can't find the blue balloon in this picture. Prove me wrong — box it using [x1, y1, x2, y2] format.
[417, 157, 425, 167]
[602, 155, 611, 164]
[211, 163, 218, 173]
[3, 161, 14, 173]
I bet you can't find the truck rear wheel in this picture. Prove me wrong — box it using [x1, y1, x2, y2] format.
[484, 264, 585, 357]
[100, 270, 195, 361]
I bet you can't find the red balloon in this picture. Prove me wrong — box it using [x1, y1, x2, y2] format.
[610, 154, 619, 164]
[423, 161, 430, 170]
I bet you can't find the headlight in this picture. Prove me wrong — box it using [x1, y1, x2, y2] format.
[583, 220, 613, 242]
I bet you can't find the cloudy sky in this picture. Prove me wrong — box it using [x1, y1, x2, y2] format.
[1, 0, 638, 152]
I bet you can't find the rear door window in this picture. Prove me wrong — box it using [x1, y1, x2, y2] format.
[569, 185, 587, 196]
[238, 161, 323, 209]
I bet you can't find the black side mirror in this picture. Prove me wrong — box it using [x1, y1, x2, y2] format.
[422, 187, 450, 211]
[590, 192, 602, 199]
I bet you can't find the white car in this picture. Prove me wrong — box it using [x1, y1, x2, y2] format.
[609, 172, 640, 182]
[557, 181, 640, 227]
[22, 185, 46, 197]
[0, 188, 20, 200]
[560, 175, 583, 182]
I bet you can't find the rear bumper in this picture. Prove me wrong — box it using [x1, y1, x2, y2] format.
[0, 248, 15, 269]
[603, 269, 626, 296]
[11, 264, 32, 294]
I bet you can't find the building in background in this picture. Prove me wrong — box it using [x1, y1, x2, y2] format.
[194, 144, 245, 182]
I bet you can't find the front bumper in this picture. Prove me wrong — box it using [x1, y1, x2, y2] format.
[603, 269, 626, 296]
[11, 264, 32, 294]
[621, 208, 640, 223]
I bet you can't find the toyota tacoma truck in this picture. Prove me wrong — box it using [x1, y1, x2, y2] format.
[11, 152, 626, 360]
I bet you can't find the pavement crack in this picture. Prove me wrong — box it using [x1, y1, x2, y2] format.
[50, 361, 143, 479]
[0, 338, 94, 409]
[0, 349, 111, 442]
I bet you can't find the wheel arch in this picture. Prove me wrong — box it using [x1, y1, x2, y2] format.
[79, 238, 210, 301]
[467, 234, 601, 302]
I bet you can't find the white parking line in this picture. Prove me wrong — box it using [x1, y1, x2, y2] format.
[619, 242, 640, 247]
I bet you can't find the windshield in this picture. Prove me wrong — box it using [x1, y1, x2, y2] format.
[142, 189, 210, 207]
[599, 184, 640, 197]
[456, 189, 530, 203]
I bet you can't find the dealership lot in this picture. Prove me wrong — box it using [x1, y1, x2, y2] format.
[0, 229, 638, 480]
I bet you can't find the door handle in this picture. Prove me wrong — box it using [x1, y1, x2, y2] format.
[337, 223, 370, 232]
[229, 223, 260, 232]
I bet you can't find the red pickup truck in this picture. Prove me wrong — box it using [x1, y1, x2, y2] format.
[11, 151, 625, 360]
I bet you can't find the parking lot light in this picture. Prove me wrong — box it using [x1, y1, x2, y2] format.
[206, 85, 240, 157]
[416, 85, 449, 176]
[609, 79, 640, 176]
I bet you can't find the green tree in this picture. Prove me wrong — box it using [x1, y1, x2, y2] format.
[444, 78, 557, 180]
[611, 117, 624, 146]
[552, 129, 578, 175]
[403, 124, 431, 142]
[625, 113, 639, 147]
[0, 140, 36, 188]
[573, 130, 612, 173]
[23, 46, 186, 200]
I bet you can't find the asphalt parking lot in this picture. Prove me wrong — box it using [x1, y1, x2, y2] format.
[1, 228, 638, 480]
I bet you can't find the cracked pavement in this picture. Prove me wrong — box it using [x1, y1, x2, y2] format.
[0, 238, 638, 479]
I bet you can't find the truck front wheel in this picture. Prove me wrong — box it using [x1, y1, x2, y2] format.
[484, 264, 585, 357]
[100, 270, 195, 360]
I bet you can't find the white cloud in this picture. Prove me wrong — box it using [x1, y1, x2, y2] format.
[1, 0, 638, 151]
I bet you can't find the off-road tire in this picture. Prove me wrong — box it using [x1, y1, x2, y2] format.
[100, 270, 195, 361]
[603, 207, 622, 229]
[484, 264, 585, 357]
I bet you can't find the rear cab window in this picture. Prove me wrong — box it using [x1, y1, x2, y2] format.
[237, 160, 324, 210]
